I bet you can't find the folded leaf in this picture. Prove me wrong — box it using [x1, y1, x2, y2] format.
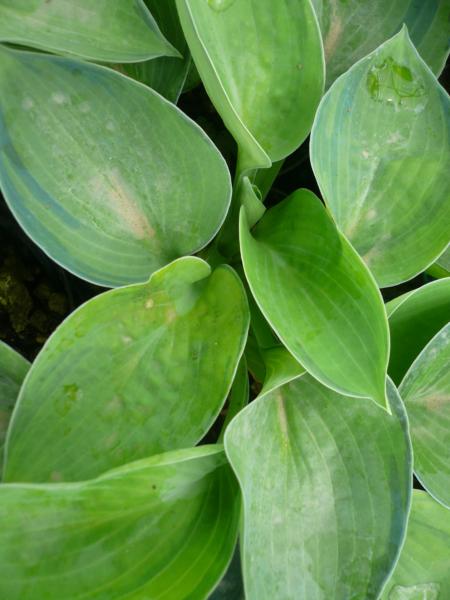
[312, 0, 450, 85]
[399, 324, 450, 507]
[225, 376, 412, 600]
[120, 0, 190, 102]
[176, 0, 324, 173]
[387, 278, 450, 384]
[0, 342, 29, 475]
[260, 346, 305, 396]
[311, 28, 450, 287]
[240, 189, 389, 407]
[0, 47, 231, 287]
[0, 445, 239, 600]
[381, 490, 450, 600]
[4, 257, 249, 483]
[0, 0, 178, 63]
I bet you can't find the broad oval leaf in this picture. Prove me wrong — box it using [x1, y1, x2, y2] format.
[312, 0, 450, 86]
[224, 375, 412, 600]
[120, 0, 191, 102]
[240, 188, 389, 407]
[176, 0, 324, 172]
[399, 324, 450, 508]
[0, 445, 240, 600]
[0, 0, 178, 63]
[310, 28, 450, 287]
[0, 341, 29, 474]
[381, 490, 450, 600]
[387, 278, 450, 384]
[4, 257, 249, 483]
[0, 47, 231, 287]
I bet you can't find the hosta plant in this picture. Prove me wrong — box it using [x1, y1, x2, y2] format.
[0, 1, 449, 599]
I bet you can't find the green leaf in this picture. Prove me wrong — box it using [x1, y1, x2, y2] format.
[260, 345, 305, 396]
[0, 0, 178, 63]
[387, 278, 450, 384]
[0, 445, 240, 600]
[224, 375, 412, 600]
[428, 246, 450, 279]
[312, 0, 450, 86]
[0, 47, 231, 287]
[381, 490, 450, 600]
[176, 0, 324, 173]
[240, 188, 389, 407]
[399, 324, 450, 508]
[0, 342, 29, 475]
[120, 0, 191, 102]
[310, 28, 450, 287]
[4, 257, 249, 483]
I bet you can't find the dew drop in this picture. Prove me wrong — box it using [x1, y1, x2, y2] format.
[207, 0, 235, 12]
[389, 582, 440, 600]
[366, 57, 427, 112]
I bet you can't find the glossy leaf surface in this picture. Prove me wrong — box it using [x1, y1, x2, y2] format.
[387, 278, 450, 384]
[399, 324, 450, 507]
[311, 28, 450, 287]
[225, 376, 412, 600]
[381, 490, 450, 600]
[0, 47, 231, 286]
[240, 189, 389, 407]
[312, 0, 450, 85]
[176, 0, 324, 171]
[0, 342, 29, 474]
[0, 446, 240, 600]
[0, 0, 177, 63]
[4, 258, 249, 482]
[120, 0, 190, 102]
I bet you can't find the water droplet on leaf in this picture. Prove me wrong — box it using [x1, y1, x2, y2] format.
[208, 0, 235, 12]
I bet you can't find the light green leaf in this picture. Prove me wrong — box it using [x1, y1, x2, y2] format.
[225, 375, 412, 600]
[0, 342, 29, 475]
[399, 324, 450, 508]
[4, 257, 249, 483]
[120, 0, 191, 102]
[381, 490, 450, 600]
[176, 0, 324, 173]
[0, 0, 178, 63]
[387, 278, 450, 384]
[0, 445, 240, 600]
[0, 46, 231, 287]
[310, 28, 450, 287]
[312, 0, 450, 86]
[240, 188, 389, 407]
[260, 345, 305, 396]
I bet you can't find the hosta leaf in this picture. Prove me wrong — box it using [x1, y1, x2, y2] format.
[0, 47, 231, 287]
[225, 376, 412, 600]
[312, 0, 450, 86]
[4, 257, 249, 483]
[310, 28, 450, 287]
[0, 0, 178, 63]
[387, 278, 450, 384]
[176, 0, 324, 172]
[0, 445, 240, 600]
[240, 188, 389, 407]
[399, 324, 450, 507]
[381, 491, 450, 600]
[429, 246, 450, 278]
[120, 0, 190, 102]
[0, 342, 29, 474]
[260, 346, 305, 396]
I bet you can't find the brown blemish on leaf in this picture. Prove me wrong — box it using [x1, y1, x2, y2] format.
[324, 2, 342, 61]
[426, 393, 449, 411]
[89, 168, 156, 240]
